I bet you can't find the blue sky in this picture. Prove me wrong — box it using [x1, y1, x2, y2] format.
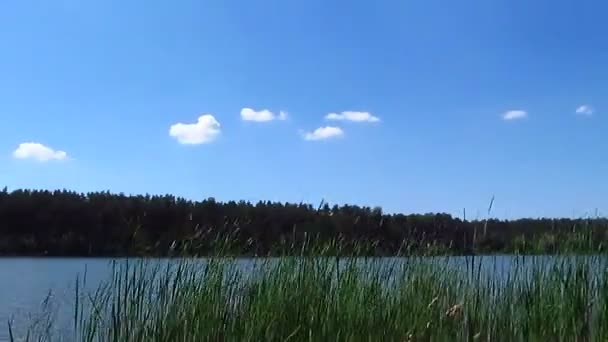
[1, 0, 607, 219]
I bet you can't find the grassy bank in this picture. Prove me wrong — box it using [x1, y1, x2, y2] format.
[10, 255, 608, 341]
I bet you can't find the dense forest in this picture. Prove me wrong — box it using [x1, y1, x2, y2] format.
[0, 188, 606, 256]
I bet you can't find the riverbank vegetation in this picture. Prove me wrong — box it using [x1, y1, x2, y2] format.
[1, 188, 608, 256]
[10, 255, 608, 341]
[0, 189, 608, 256]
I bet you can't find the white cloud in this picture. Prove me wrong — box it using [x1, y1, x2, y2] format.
[502, 110, 527, 120]
[325, 111, 379, 122]
[240, 108, 287, 122]
[576, 105, 594, 116]
[13, 142, 69, 162]
[169, 114, 221, 144]
[303, 126, 344, 141]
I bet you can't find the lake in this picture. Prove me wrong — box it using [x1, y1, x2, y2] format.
[0, 256, 604, 341]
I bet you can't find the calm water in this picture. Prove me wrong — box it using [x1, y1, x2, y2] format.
[0, 256, 604, 341]
[0, 258, 114, 342]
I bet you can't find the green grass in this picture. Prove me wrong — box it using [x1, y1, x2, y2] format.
[10, 254, 608, 341]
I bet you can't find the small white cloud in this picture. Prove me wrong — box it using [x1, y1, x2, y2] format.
[303, 126, 344, 141]
[241, 108, 287, 122]
[576, 105, 594, 116]
[13, 142, 69, 162]
[169, 114, 221, 144]
[502, 110, 527, 121]
[325, 111, 380, 123]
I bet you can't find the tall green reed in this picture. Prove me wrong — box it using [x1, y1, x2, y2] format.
[9, 254, 608, 342]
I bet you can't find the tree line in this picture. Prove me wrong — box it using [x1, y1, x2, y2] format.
[0, 188, 606, 256]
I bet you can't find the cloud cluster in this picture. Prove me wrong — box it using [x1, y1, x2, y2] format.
[325, 111, 379, 122]
[13, 142, 68, 162]
[502, 110, 527, 121]
[501, 104, 597, 121]
[300, 110, 380, 141]
[241, 108, 287, 122]
[576, 105, 594, 116]
[13, 102, 600, 166]
[169, 114, 221, 144]
[303, 126, 344, 141]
